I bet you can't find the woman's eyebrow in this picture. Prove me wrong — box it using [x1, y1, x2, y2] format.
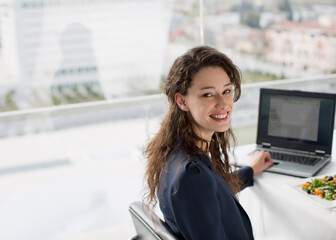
[199, 83, 232, 90]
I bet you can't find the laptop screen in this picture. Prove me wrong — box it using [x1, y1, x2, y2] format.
[257, 88, 336, 154]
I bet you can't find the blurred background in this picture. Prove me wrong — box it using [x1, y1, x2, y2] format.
[0, 0, 335, 239]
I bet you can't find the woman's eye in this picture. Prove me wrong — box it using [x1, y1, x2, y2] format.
[223, 89, 231, 94]
[202, 93, 212, 97]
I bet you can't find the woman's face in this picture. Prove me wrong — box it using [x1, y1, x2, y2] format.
[175, 66, 234, 141]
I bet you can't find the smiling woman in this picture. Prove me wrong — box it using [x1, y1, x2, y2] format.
[143, 46, 273, 240]
[175, 66, 234, 142]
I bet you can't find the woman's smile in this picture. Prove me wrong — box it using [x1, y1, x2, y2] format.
[209, 111, 230, 122]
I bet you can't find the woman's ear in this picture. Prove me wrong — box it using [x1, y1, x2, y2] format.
[174, 92, 190, 111]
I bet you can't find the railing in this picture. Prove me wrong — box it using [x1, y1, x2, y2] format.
[0, 74, 335, 139]
[0, 94, 167, 123]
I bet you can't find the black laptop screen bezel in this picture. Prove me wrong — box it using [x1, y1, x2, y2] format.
[256, 88, 336, 154]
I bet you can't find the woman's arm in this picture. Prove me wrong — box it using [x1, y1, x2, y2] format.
[237, 166, 254, 189]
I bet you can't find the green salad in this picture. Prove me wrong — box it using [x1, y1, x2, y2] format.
[301, 175, 336, 201]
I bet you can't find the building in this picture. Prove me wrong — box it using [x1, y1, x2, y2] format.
[265, 19, 336, 74]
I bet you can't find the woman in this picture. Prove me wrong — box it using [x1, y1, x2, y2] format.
[144, 46, 273, 239]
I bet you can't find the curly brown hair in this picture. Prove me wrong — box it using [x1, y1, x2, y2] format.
[143, 46, 242, 209]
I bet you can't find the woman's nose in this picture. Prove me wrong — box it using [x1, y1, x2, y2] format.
[216, 95, 227, 107]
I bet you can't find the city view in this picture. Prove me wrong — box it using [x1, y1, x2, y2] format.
[0, 0, 335, 112]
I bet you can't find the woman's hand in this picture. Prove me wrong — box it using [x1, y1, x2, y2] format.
[248, 151, 274, 175]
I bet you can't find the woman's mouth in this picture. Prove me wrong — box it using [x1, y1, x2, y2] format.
[209, 112, 229, 122]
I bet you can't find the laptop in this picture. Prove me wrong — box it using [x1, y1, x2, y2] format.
[246, 88, 336, 178]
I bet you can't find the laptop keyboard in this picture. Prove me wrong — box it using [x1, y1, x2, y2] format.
[268, 151, 322, 166]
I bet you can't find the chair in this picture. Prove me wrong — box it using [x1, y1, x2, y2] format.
[128, 201, 179, 240]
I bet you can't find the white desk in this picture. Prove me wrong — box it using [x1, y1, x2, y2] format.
[236, 143, 336, 240]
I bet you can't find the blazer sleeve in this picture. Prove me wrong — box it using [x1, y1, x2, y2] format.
[237, 166, 254, 189]
[169, 161, 229, 240]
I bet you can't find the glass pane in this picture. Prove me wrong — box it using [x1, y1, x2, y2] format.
[0, 0, 201, 113]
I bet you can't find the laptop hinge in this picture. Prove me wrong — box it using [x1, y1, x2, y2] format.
[315, 150, 325, 156]
[261, 142, 271, 148]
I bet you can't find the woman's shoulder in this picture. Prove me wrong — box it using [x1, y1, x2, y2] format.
[160, 148, 218, 200]
[165, 148, 214, 180]
[167, 148, 201, 168]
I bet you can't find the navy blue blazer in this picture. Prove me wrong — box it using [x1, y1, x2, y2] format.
[158, 147, 254, 240]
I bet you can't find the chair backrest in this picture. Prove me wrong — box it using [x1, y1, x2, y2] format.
[128, 201, 179, 240]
